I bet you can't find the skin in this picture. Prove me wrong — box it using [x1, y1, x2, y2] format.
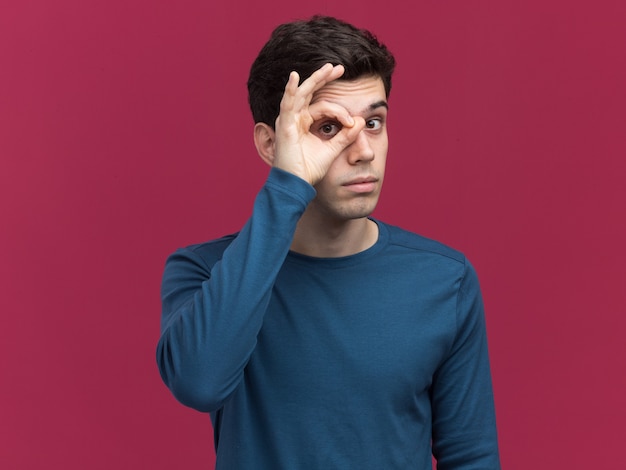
[254, 64, 389, 258]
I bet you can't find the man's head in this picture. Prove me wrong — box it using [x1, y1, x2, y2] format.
[248, 16, 396, 128]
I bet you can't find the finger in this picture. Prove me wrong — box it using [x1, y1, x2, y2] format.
[296, 63, 345, 102]
[281, 65, 331, 106]
[284, 70, 300, 96]
[279, 71, 301, 112]
[308, 100, 355, 129]
[280, 64, 345, 115]
[326, 116, 367, 153]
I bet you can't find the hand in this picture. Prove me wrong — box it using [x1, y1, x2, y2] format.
[272, 63, 366, 186]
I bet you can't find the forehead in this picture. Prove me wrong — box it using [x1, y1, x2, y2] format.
[311, 76, 387, 115]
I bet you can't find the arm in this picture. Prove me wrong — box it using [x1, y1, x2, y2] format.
[156, 64, 363, 412]
[157, 169, 314, 411]
[431, 259, 501, 469]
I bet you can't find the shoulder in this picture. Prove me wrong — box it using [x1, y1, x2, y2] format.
[376, 220, 481, 291]
[379, 220, 466, 265]
[167, 233, 239, 270]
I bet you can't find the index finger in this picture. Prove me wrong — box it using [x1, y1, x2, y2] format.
[308, 100, 356, 131]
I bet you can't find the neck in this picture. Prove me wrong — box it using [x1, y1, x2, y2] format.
[290, 214, 379, 258]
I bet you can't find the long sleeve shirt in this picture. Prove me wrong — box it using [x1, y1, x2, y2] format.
[157, 168, 500, 469]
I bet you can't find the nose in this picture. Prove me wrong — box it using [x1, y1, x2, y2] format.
[346, 127, 375, 165]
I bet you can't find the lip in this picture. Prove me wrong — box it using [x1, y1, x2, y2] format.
[342, 176, 378, 193]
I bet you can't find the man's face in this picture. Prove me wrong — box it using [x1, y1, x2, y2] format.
[307, 76, 389, 222]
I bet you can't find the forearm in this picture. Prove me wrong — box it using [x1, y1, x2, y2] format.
[156, 168, 315, 412]
[431, 259, 500, 469]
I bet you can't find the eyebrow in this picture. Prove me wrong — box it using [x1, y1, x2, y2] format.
[369, 100, 389, 112]
[352, 100, 388, 118]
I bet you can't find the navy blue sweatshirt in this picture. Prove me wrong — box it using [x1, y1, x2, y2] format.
[157, 168, 500, 469]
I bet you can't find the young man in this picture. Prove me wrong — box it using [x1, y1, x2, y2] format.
[157, 16, 500, 469]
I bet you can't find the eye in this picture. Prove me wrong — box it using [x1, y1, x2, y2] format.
[315, 121, 342, 139]
[365, 118, 383, 131]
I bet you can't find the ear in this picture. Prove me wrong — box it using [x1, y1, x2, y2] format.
[253, 122, 276, 166]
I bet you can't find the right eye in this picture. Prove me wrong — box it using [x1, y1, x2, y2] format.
[315, 121, 342, 139]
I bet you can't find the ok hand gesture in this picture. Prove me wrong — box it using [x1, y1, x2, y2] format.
[271, 64, 366, 186]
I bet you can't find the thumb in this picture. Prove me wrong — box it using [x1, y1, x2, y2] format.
[327, 116, 366, 154]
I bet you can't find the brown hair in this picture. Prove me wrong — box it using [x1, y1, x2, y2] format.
[247, 16, 396, 128]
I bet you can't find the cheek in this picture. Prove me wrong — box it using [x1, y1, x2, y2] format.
[374, 144, 388, 168]
[312, 173, 335, 195]
[321, 157, 345, 180]
[373, 133, 388, 153]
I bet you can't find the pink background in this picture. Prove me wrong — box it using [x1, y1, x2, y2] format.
[2, 1, 625, 468]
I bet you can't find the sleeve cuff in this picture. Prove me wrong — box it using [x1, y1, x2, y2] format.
[266, 167, 317, 206]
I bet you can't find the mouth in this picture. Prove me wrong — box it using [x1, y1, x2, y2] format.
[342, 176, 379, 193]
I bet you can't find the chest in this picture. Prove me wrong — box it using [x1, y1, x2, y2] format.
[252, 260, 459, 403]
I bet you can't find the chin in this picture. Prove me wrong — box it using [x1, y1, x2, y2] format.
[310, 192, 381, 221]
[334, 199, 379, 221]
